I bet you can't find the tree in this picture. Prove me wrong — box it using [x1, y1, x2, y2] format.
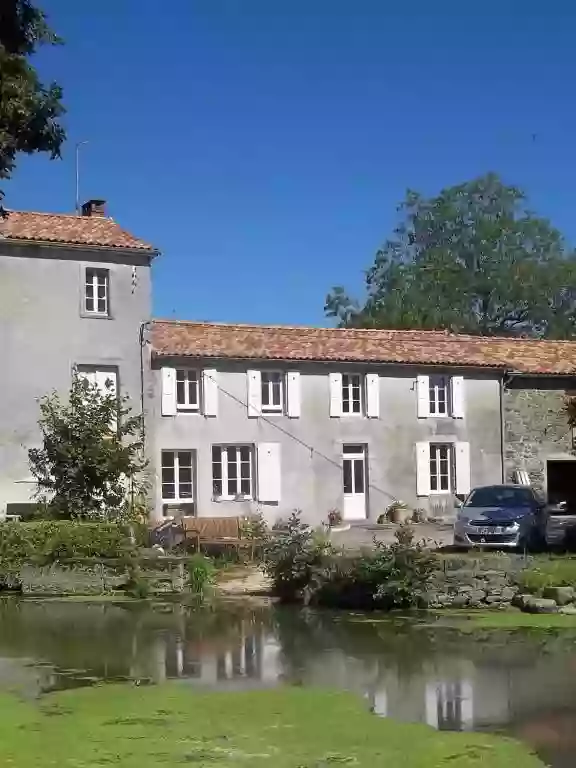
[0, 1, 65, 212]
[28, 374, 148, 520]
[326, 173, 576, 338]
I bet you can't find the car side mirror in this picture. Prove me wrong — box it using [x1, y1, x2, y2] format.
[454, 498, 463, 509]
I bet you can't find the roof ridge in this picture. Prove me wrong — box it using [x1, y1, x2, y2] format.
[151, 319, 466, 335]
[150, 319, 576, 344]
[5, 209, 114, 221]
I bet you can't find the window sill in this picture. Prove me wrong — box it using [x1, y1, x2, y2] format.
[80, 311, 113, 320]
[429, 490, 454, 495]
[176, 407, 201, 414]
[261, 409, 285, 416]
[212, 496, 253, 503]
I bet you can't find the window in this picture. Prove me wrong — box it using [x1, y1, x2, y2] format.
[430, 443, 454, 493]
[176, 369, 200, 411]
[76, 367, 117, 398]
[342, 374, 363, 415]
[84, 268, 109, 315]
[161, 450, 194, 501]
[212, 445, 253, 499]
[261, 371, 283, 412]
[429, 375, 450, 416]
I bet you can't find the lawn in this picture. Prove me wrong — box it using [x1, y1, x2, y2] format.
[433, 608, 576, 631]
[0, 684, 544, 767]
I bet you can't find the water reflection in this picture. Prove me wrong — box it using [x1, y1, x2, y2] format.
[0, 598, 576, 767]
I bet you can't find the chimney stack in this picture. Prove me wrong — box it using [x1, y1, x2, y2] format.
[81, 199, 106, 217]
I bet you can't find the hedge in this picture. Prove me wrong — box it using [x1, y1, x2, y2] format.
[0, 521, 135, 572]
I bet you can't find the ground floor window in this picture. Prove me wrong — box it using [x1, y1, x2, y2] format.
[212, 445, 253, 499]
[161, 450, 194, 502]
[429, 443, 454, 493]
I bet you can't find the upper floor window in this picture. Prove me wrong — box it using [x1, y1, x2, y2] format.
[342, 373, 363, 415]
[176, 369, 200, 411]
[429, 375, 450, 416]
[417, 375, 465, 419]
[85, 268, 109, 316]
[261, 371, 283, 412]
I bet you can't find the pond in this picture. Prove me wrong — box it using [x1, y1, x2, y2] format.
[0, 597, 575, 768]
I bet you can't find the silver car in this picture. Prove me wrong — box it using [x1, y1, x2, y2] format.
[453, 485, 544, 550]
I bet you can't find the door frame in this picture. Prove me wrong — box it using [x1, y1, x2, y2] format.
[342, 443, 368, 521]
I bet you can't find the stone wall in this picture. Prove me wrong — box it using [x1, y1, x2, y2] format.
[422, 554, 525, 609]
[503, 378, 576, 495]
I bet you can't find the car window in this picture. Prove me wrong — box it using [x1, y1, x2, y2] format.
[465, 487, 535, 508]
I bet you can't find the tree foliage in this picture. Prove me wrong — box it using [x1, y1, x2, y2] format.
[28, 375, 148, 520]
[0, 1, 65, 210]
[326, 173, 576, 338]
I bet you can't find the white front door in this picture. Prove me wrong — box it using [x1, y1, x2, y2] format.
[342, 444, 367, 520]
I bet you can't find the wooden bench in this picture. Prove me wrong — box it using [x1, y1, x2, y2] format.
[183, 516, 243, 555]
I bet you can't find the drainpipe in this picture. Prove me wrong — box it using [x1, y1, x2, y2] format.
[139, 321, 151, 449]
[500, 372, 515, 483]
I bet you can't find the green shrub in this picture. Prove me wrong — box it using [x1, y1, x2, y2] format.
[316, 526, 438, 610]
[186, 554, 215, 598]
[0, 521, 134, 577]
[262, 511, 333, 602]
[262, 515, 438, 610]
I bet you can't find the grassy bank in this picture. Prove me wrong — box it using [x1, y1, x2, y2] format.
[434, 608, 576, 630]
[0, 684, 543, 767]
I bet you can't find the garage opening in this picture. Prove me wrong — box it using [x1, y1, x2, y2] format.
[547, 461, 576, 514]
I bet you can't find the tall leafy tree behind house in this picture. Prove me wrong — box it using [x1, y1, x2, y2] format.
[0, 1, 65, 212]
[326, 173, 576, 338]
[28, 375, 148, 520]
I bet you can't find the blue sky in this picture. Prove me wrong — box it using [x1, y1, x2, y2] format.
[6, 1, 576, 325]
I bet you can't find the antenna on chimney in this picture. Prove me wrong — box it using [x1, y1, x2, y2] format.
[75, 140, 89, 214]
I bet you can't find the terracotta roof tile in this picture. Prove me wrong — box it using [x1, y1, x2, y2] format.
[151, 320, 576, 375]
[0, 210, 155, 251]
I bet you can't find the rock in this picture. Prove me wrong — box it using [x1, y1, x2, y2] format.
[559, 605, 576, 615]
[485, 594, 502, 604]
[542, 586, 575, 606]
[511, 593, 532, 609]
[452, 595, 469, 608]
[468, 589, 486, 603]
[522, 597, 558, 614]
[501, 587, 517, 602]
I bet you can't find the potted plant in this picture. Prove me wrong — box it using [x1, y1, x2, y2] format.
[327, 509, 343, 527]
[326, 509, 350, 532]
[387, 500, 412, 525]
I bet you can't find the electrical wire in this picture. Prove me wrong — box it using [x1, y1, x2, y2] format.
[204, 372, 398, 503]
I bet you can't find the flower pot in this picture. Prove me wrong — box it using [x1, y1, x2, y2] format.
[390, 506, 412, 525]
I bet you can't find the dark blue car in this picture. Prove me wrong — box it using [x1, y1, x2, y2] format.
[454, 484, 544, 550]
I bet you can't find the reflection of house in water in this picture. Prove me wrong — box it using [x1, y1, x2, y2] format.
[133, 621, 282, 689]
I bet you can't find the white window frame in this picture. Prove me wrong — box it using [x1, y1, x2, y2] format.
[429, 443, 454, 494]
[341, 373, 363, 416]
[212, 445, 254, 500]
[84, 268, 109, 316]
[429, 375, 450, 417]
[261, 371, 284, 413]
[161, 450, 195, 503]
[176, 368, 201, 412]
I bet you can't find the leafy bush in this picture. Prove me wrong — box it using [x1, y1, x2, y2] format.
[262, 511, 333, 602]
[262, 514, 438, 610]
[0, 521, 134, 577]
[186, 554, 216, 598]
